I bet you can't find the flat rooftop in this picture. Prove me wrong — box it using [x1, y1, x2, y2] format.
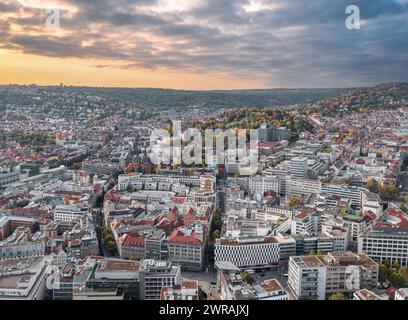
[0, 273, 35, 289]
[218, 236, 278, 246]
[182, 281, 198, 290]
[258, 279, 284, 293]
[294, 252, 378, 268]
[297, 256, 325, 268]
[97, 259, 140, 273]
[354, 289, 381, 300]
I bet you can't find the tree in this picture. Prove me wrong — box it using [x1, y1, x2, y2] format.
[365, 179, 380, 194]
[288, 197, 302, 209]
[379, 264, 388, 283]
[241, 272, 254, 285]
[212, 209, 223, 231]
[212, 230, 220, 240]
[73, 162, 82, 170]
[393, 260, 401, 270]
[198, 287, 207, 300]
[106, 240, 116, 251]
[389, 270, 405, 288]
[15, 200, 30, 208]
[400, 267, 408, 285]
[405, 195, 408, 205]
[379, 184, 400, 201]
[329, 293, 348, 300]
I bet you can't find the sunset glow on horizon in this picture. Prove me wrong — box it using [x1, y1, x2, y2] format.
[1, 0, 407, 89]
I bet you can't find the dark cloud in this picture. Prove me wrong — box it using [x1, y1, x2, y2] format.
[1, 0, 407, 87]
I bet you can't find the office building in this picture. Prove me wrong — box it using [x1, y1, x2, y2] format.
[288, 252, 378, 300]
[358, 204, 408, 266]
[139, 259, 181, 300]
[290, 157, 308, 179]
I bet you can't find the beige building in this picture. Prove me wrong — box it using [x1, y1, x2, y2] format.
[288, 252, 379, 300]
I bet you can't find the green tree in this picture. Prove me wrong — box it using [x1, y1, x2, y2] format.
[379, 264, 388, 283]
[15, 200, 30, 208]
[329, 293, 348, 300]
[212, 230, 220, 240]
[393, 260, 401, 270]
[241, 272, 254, 285]
[365, 179, 380, 193]
[389, 270, 405, 288]
[400, 267, 408, 285]
[73, 162, 82, 170]
[379, 184, 400, 201]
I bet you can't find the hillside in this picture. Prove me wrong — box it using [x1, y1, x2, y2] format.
[0, 85, 353, 111]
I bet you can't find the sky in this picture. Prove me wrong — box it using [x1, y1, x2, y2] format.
[0, 0, 407, 90]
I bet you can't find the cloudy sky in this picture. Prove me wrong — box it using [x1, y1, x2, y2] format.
[0, 0, 407, 89]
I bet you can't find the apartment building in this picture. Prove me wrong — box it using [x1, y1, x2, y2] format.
[288, 252, 378, 300]
[0, 241, 45, 260]
[0, 215, 38, 241]
[358, 204, 408, 266]
[53, 204, 90, 223]
[117, 173, 203, 191]
[167, 224, 205, 271]
[248, 175, 280, 197]
[0, 172, 20, 187]
[291, 210, 320, 236]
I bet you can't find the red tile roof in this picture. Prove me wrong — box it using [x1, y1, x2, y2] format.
[168, 228, 202, 245]
[374, 206, 408, 229]
[119, 233, 145, 247]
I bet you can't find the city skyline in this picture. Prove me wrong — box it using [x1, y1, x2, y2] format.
[1, 0, 408, 90]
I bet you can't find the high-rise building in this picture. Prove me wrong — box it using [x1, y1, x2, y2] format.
[290, 157, 308, 179]
[258, 124, 292, 142]
[139, 259, 181, 300]
[288, 252, 378, 300]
